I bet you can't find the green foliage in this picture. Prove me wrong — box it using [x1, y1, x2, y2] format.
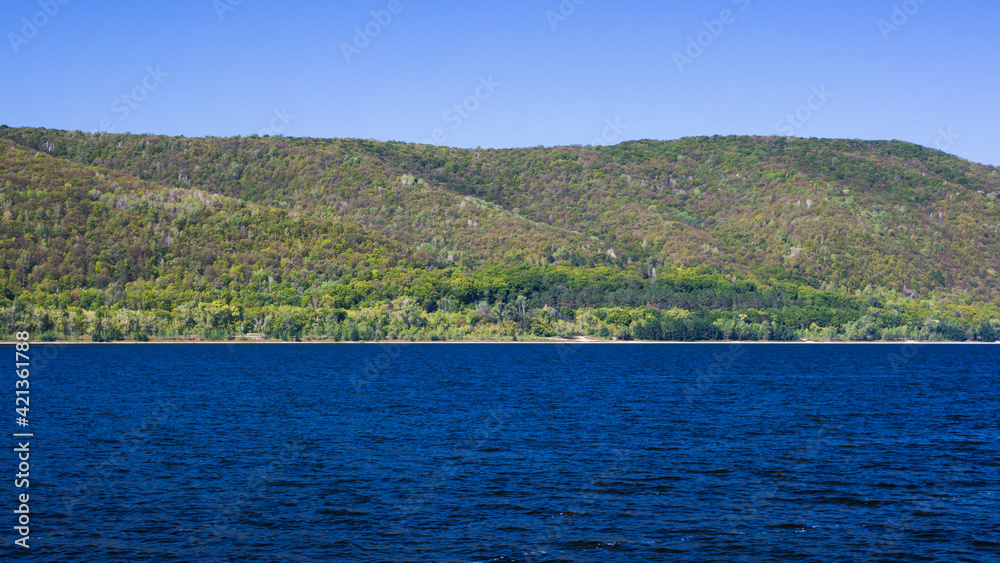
[0, 127, 997, 342]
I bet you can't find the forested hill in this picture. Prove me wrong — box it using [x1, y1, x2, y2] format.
[1, 126, 999, 343]
[4, 126, 1000, 294]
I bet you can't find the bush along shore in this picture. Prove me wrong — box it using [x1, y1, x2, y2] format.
[3, 266, 998, 343]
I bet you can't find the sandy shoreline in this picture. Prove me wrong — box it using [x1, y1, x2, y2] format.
[8, 339, 998, 345]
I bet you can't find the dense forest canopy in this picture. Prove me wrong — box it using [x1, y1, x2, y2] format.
[1, 126, 998, 342]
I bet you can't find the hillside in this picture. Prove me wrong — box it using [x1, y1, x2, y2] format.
[1, 126, 998, 343]
[4, 127, 1000, 292]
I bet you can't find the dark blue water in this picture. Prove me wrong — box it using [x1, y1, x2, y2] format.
[5, 343, 1000, 562]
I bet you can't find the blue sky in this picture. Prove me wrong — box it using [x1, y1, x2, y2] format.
[2, 0, 998, 164]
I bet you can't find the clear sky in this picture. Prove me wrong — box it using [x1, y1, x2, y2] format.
[2, 0, 998, 165]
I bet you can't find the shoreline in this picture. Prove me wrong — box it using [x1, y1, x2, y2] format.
[8, 339, 998, 345]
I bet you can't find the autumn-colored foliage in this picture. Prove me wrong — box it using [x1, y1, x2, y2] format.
[1, 127, 998, 342]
